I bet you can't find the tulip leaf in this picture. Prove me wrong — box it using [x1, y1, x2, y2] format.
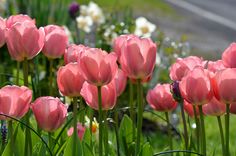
[140, 142, 153, 156]
[64, 136, 82, 156]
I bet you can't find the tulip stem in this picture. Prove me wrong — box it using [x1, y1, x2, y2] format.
[98, 86, 103, 156]
[193, 105, 200, 152]
[129, 79, 135, 141]
[89, 108, 94, 147]
[79, 97, 85, 126]
[23, 58, 32, 156]
[135, 79, 143, 156]
[114, 107, 120, 156]
[48, 132, 53, 152]
[198, 105, 206, 156]
[217, 116, 225, 156]
[8, 120, 14, 156]
[180, 102, 189, 150]
[165, 112, 173, 153]
[225, 104, 230, 156]
[49, 59, 53, 95]
[16, 62, 20, 85]
[72, 97, 78, 156]
[103, 111, 109, 156]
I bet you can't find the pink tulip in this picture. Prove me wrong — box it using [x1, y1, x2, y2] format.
[230, 104, 236, 114]
[222, 43, 236, 68]
[57, 62, 85, 97]
[212, 68, 236, 103]
[113, 69, 127, 96]
[207, 60, 226, 73]
[184, 100, 199, 118]
[67, 122, 86, 140]
[31, 96, 67, 132]
[79, 48, 118, 86]
[179, 66, 213, 105]
[146, 84, 177, 112]
[80, 82, 117, 110]
[203, 97, 226, 116]
[113, 34, 136, 60]
[0, 85, 32, 120]
[169, 56, 205, 81]
[6, 14, 35, 28]
[42, 25, 68, 59]
[5, 21, 44, 61]
[118, 35, 157, 81]
[64, 44, 88, 64]
[0, 17, 6, 48]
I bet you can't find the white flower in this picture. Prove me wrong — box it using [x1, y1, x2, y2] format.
[76, 16, 93, 33]
[134, 17, 156, 38]
[62, 25, 74, 43]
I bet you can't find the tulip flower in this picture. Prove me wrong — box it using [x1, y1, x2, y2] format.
[57, 62, 85, 97]
[113, 69, 127, 96]
[79, 48, 118, 86]
[42, 25, 68, 59]
[146, 84, 177, 112]
[179, 66, 213, 105]
[64, 44, 88, 64]
[5, 21, 44, 61]
[222, 43, 236, 68]
[230, 104, 236, 114]
[0, 17, 6, 48]
[169, 56, 205, 81]
[31, 96, 67, 132]
[0, 85, 32, 120]
[68, 2, 80, 19]
[203, 97, 226, 116]
[118, 35, 157, 81]
[67, 122, 86, 141]
[6, 14, 35, 28]
[184, 100, 199, 118]
[207, 60, 226, 74]
[80, 81, 117, 110]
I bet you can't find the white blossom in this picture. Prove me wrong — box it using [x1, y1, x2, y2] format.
[76, 16, 93, 33]
[134, 17, 156, 38]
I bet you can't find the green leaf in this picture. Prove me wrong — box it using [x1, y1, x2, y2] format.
[64, 136, 82, 156]
[140, 142, 153, 156]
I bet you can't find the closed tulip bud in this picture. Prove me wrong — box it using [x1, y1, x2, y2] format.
[67, 122, 85, 140]
[42, 25, 68, 59]
[6, 14, 35, 29]
[212, 68, 236, 103]
[31, 97, 67, 132]
[57, 62, 85, 97]
[0, 17, 6, 48]
[5, 21, 45, 61]
[80, 82, 117, 110]
[119, 35, 157, 81]
[0, 85, 32, 120]
[203, 97, 226, 116]
[64, 44, 88, 64]
[222, 43, 236, 68]
[169, 56, 205, 81]
[113, 69, 127, 96]
[184, 100, 199, 118]
[68, 2, 80, 19]
[79, 48, 118, 86]
[146, 84, 177, 112]
[179, 66, 213, 105]
[170, 81, 183, 103]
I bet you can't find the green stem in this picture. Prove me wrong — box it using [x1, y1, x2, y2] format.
[103, 111, 109, 156]
[48, 132, 53, 152]
[165, 112, 173, 153]
[129, 79, 135, 141]
[16, 62, 20, 85]
[79, 97, 85, 125]
[8, 121, 14, 156]
[49, 59, 53, 95]
[98, 86, 103, 156]
[23, 58, 32, 156]
[217, 116, 225, 156]
[72, 97, 78, 156]
[198, 105, 206, 156]
[193, 105, 200, 152]
[114, 107, 120, 156]
[180, 102, 189, 149]
[225, 104, 230, 156]
[135, 80, 143, 156]
[89, 108, 94, 147]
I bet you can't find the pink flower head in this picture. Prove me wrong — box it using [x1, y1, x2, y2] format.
[230, 103, 236, 114]
[146, 84, 177, 112]
[64, 44, 88, 64]
[179, 66, 213, 105]
[184, 100, 199, 118]
[113, 69, 127, 96]
[212, 68, 236, 103]
[222, 43, 236, 68]
[169, 56, 205, 81]
[42, 25, 68, 59]
[5, 21, 44, 61]
[79, 48, 118, 86]
[31, 96, 67, 132]
[207, 60, 226, 73]
[6, 14, 35, 29]
[119, 35, 157, 81]
[67, 122, 86, 140]
[203, 97, 226, 116]
[57, 62, 85, 97]
[0, 85, 32, 120]
[0, 17, 6, 48]
[81, 81, 117, 110]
